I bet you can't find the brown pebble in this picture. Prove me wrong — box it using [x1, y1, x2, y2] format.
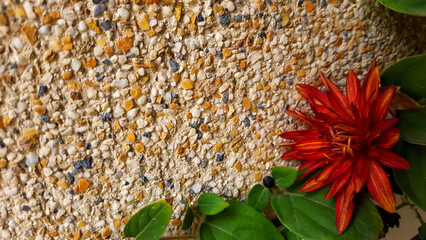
[78, 178, 91, 193]
[181, 79, 195, 90]
[305, 1, 314, 12]
[70, 91, 82, 100]
[253, 173, 262, 182]
[84, 58, 97, 68]
[243, 97, 251, 110]
[234, 162, 242, 172]
[21, 24, 37, 43]
[171, 219, 182, 226]
[116, 38, 134, 52]
[223, 48, 232, 58]
[127, 132, 136, 142]
[62, 71, 72, 80]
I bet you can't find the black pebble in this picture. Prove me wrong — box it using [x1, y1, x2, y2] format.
[67, 172, 75, 184]
[94, 197, 104, 205]
[244, 117, 250, 127]
[196, 13, 204, 22]
[141, 175, 148, 183]
[219, 13, 231, 26]
[38, 86, 48, 96]
[216, 153, 225, 162]
[263, 176, 275, 188]
[21, 205, 30, 211]
[40, 115, 50, 123]
[222, 92, 229, 103]
[169, 60, 179, 72]
[196, 129, 203, 139]
[81, 156, 93, 169]
[100, 20, 111, 31]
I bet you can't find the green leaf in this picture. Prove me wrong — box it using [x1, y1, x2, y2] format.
[397, 99, 426, 145]
[199, 200, 284, 240]
[271, 182, 383, 240]
[394, 141, 426, 210]
[124, 199, 172, 240]
[198, 193, 229, 215]
[381, 55, 426, 100]
[272, 166, 298, 188]
[281, 229, 302, 240]
[247, 184, 270, 212]
[181, 207, 194, 230]
[377, 0, 426, 16]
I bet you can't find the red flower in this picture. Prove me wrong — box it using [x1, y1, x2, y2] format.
[280, 60, 410, 234]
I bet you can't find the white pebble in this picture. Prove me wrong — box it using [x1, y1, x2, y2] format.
[112, 79, 128, 88]
[192, 183, 202, 194]
[11, 38, 23, 51]
[25, 152, 38, 167]
[71, 59, 81, 71]
[117, 8, 130, 20]
[23, 1, 36, 20]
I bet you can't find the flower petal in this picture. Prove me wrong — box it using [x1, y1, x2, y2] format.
[298, 159, 329, 179]
[286, 110, 326, 130]
[372, 85, 395, 122]
[353, 154, 368, 193]
[373, 128, 400, 149]
[335, 184, 355, 234]
[296, 84, 330, 106]
[368, 147, 410, 169]
[320, 72, 352, 120]
[346, 70, 360, 105]
[293, 139, 333, 151]
[280, 129, 319, 140]
[324, 172, 351, 200]
[361, 60, 379, 105]
[320, 72, 348, 108]
[366, 159, 396, 213]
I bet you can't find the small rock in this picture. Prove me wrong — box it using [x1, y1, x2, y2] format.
[192, 183, 202, 194]
[219, 13, 231, 26]
[93, 4, 105, 17]
[25, 152, 38, 167]
[181, 79, 194, 90]
[117, 8, 130, 20]
[169, 60, 179, 72]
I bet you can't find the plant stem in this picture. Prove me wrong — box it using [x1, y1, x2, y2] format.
[396, 202, 409, 210]
[400, 195, 426, 226]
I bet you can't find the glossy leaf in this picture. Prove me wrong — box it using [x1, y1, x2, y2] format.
[199, 200, 284, 240]
[397, 99, 426, 145]
[181, 207, 194, 231]
[381, 55, 426, 100]
[124, 199, 172, 240]
[377, 0, 426, 16]
[198, 193, 229, 215]
[394, 142, 426, 210]
[247, 184, 270, 212]
[271, 182, 383, 240]
[281, 229, 302, 240]
[272, 166, 298, 188]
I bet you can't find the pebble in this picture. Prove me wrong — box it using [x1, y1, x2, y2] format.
[192, 183, 202, 194]
[100, 21, 111, 31]
[117, 8, 130, 20]
[169, 60, 179, 72]
[25, 152, 38, 167]
[38, 86, 48, 96]
[219, 13, 231, 26]
[93, 5, 105, 17]
[181, 79, 194, 90]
